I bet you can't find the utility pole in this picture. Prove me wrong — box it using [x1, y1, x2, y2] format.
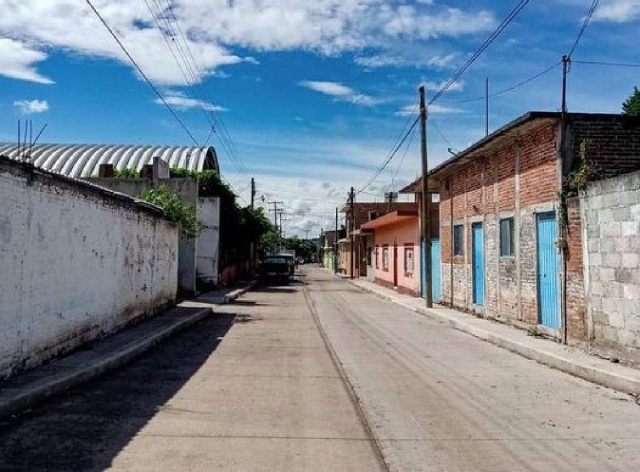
[268, 201, 283, 254]
[485, 77, 489, 137]
[419, 86, 433, 308]
[349, 187, 355, 279]
[561, 54, 569, 115]
[250, 178, 256, 210]
[304, 229, 310, 240]
[334, 207, 338, 274]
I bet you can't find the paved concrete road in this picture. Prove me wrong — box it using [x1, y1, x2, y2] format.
[0, 275, 384, 472]
[305, 268, 640, 472]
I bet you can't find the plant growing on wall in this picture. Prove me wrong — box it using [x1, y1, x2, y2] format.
[140, 185, 202, 239]
[169, 168, 275, 265]
[558, 139, 597, 225]
[114, 167, 140, 178]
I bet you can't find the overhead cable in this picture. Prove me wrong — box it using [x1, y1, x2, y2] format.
[85, 0, 200, 146]
[568, 0, 600, 59]
[429, 0, 531, 105]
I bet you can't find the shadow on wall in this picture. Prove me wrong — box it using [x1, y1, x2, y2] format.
[0, 312, 235, 472]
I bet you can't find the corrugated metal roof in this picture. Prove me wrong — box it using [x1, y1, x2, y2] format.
[0, 143, 219, 178]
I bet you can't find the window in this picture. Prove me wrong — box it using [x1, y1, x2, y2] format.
[500, 218, 515, 256]
[368, 211, 379, 221]
[453, 225, 464, 256]
[382, 246, 389, 271]
[404, 245, 415, 274]
[374, 246, 379, 269]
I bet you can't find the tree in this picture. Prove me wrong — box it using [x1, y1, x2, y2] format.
[622, 86, 640, 116]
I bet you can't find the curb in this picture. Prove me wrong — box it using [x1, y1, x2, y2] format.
[225, 280, 257, 303]
[348, 279, 640, 398]
[0, 307, 212, 419]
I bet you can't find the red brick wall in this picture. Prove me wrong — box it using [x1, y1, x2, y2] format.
[438, 121, 586, 343]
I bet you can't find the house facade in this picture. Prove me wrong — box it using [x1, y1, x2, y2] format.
[340, 201, 420, 278]
[362, 209, 421, 296]
[417, 112, 640, 346]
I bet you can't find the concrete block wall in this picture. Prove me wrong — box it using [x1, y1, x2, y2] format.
[582, 169, 640, 364]
[0, 157, 178, 379]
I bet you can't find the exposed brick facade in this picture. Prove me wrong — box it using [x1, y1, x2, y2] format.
[436, 116, 586, 344]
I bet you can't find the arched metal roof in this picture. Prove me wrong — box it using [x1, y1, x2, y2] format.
[0, 143, 220, 178]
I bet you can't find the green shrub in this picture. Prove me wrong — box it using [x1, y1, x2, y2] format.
[140, 185, 202, 239]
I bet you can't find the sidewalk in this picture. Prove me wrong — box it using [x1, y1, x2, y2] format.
[348, 276, 640, 399]
[0, 284, 254, 419]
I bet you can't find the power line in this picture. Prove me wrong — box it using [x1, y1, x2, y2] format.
[446, 61, 562, 104]
[356, 100, 419, 195]
[84, 0, 199, 146]
[429, 0, 531, 105]
[572, 59, 640, 69]
[568, 0, 600, 59]
[393, 120, 418, 178]
[357, 116, 420, 194]
[162, 0, 249, 177]
[430, 119, 458, 154]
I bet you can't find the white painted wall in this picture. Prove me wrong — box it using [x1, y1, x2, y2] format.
[0, 159, 178, 378]
[196, 197, 220, 286]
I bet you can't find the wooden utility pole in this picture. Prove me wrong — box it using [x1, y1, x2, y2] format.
[419, 86, 433, 308]
[349, 187, 355, 279]
[334, 207, 338, 273]
[251, 178, 256, 208]
[268, 201, 283, 254]
[485, 78, 489, 137]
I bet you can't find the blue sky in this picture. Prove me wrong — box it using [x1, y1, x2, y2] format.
[1, 0, 639, 236]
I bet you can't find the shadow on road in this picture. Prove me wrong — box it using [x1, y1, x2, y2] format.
[0, 313, 236, 472]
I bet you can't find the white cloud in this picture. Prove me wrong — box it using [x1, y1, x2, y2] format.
[395, 103, 465, 116]
[592, 0, 640, 22]
[354, 53, 458, 70]
[157, 92, 227, 112]
[422, 80, 465, 93]
[0, 1, 497, 84]
[13, 99, 50, 114]
[0, 39, 53, 84]
[298, 80, 381, 106]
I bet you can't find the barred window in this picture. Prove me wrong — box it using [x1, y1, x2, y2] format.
[404, 245, 415, 274]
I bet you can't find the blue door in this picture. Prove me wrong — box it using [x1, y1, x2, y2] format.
[537, 212, 560, 329]
[431, 239, 441, 302]
[472, 223, 484, 306]
[421, 240, 441, 302]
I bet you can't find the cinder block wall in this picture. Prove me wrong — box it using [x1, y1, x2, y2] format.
[582, 169, 640, 363]
[0, 158, 178, 379]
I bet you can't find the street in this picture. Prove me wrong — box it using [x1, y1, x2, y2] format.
[2, 266, 640, 471]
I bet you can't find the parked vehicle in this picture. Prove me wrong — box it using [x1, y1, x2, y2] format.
[276, 253, 296, 276]
[259, 256, 291, 283]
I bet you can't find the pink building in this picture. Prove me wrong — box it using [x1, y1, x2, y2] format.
[361, 209, 421, 297]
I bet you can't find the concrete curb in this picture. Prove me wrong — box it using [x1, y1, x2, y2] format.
[225, 280, 257, 303]
[0, 307, 212, 419]
[348, 280, 640, 398]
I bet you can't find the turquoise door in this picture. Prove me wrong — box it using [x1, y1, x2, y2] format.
[421, 240, 441, 302]
[472, 223, 484, 306]
[431, 239, 441, 302]
[537, 212, 560, 329]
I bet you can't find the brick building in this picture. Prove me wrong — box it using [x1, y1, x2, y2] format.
[405, 112, 640, 345]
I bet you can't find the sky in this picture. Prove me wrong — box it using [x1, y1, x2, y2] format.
[1, 0, 639, 237]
